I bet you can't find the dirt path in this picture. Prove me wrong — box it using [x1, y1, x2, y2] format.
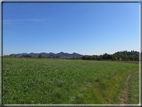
[118, 71, 138, 104]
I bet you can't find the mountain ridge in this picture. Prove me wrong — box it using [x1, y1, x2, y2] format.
[10, 52, 83, 58]
[9, 50, 140, 58]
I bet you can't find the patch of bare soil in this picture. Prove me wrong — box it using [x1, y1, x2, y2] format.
[118, 71, 137, 104]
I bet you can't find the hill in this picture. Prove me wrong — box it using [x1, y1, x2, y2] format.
[113, 50, 139, 57]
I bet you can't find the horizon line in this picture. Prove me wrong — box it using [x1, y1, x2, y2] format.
[3, 50, 140, 56]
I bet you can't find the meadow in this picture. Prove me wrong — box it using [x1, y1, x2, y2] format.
[128, 70, 139, 104]
[2, 58, 139, 104]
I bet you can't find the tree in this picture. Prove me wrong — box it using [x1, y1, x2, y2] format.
[102, 53, 108, 59]
[82, 55, 87, 60]
[124, 54, 129, 61]
[73, 56, 76, 60]
[129, 55, 133, 61]
[112, 55, 116, 61]
[92, 55, 96, 60]
[31, 55, 37, 58]
[38, 54, 43, 58]
[60, 56, 64, 59]
[23, 55, 26, 57]
[118, 52, 123, 60]
[96, 55, 100, 60]
[26, 55, 32, 58]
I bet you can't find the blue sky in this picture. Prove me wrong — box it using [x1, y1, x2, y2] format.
[3, 3, 139, 55]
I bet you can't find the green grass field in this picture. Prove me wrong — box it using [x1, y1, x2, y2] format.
[2, 58, 139, 104]
[128, 71, 139, 104]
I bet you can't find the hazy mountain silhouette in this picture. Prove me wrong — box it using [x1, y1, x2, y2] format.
[10, 52, 83, 58]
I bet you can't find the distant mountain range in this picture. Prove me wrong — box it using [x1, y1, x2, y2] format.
[10, 52, 83, 58]
[9, 50, 140, 58]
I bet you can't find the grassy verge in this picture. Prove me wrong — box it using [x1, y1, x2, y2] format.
[78, 68, 139, 104]
[3, 58, 139, 104]
[128, 71, 139, 104]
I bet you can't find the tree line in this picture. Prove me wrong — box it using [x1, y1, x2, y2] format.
[82, 51, 139, 61]
[82, 53, 139, 61]
[3, 50, 139, 61]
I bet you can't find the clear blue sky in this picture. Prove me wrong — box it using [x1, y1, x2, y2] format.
[3, 3, 139, 55]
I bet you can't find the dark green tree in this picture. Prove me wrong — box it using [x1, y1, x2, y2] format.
[38, 54, 43, 58]
[73, 56, 76, 60]
[32, 55, 37, 58]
